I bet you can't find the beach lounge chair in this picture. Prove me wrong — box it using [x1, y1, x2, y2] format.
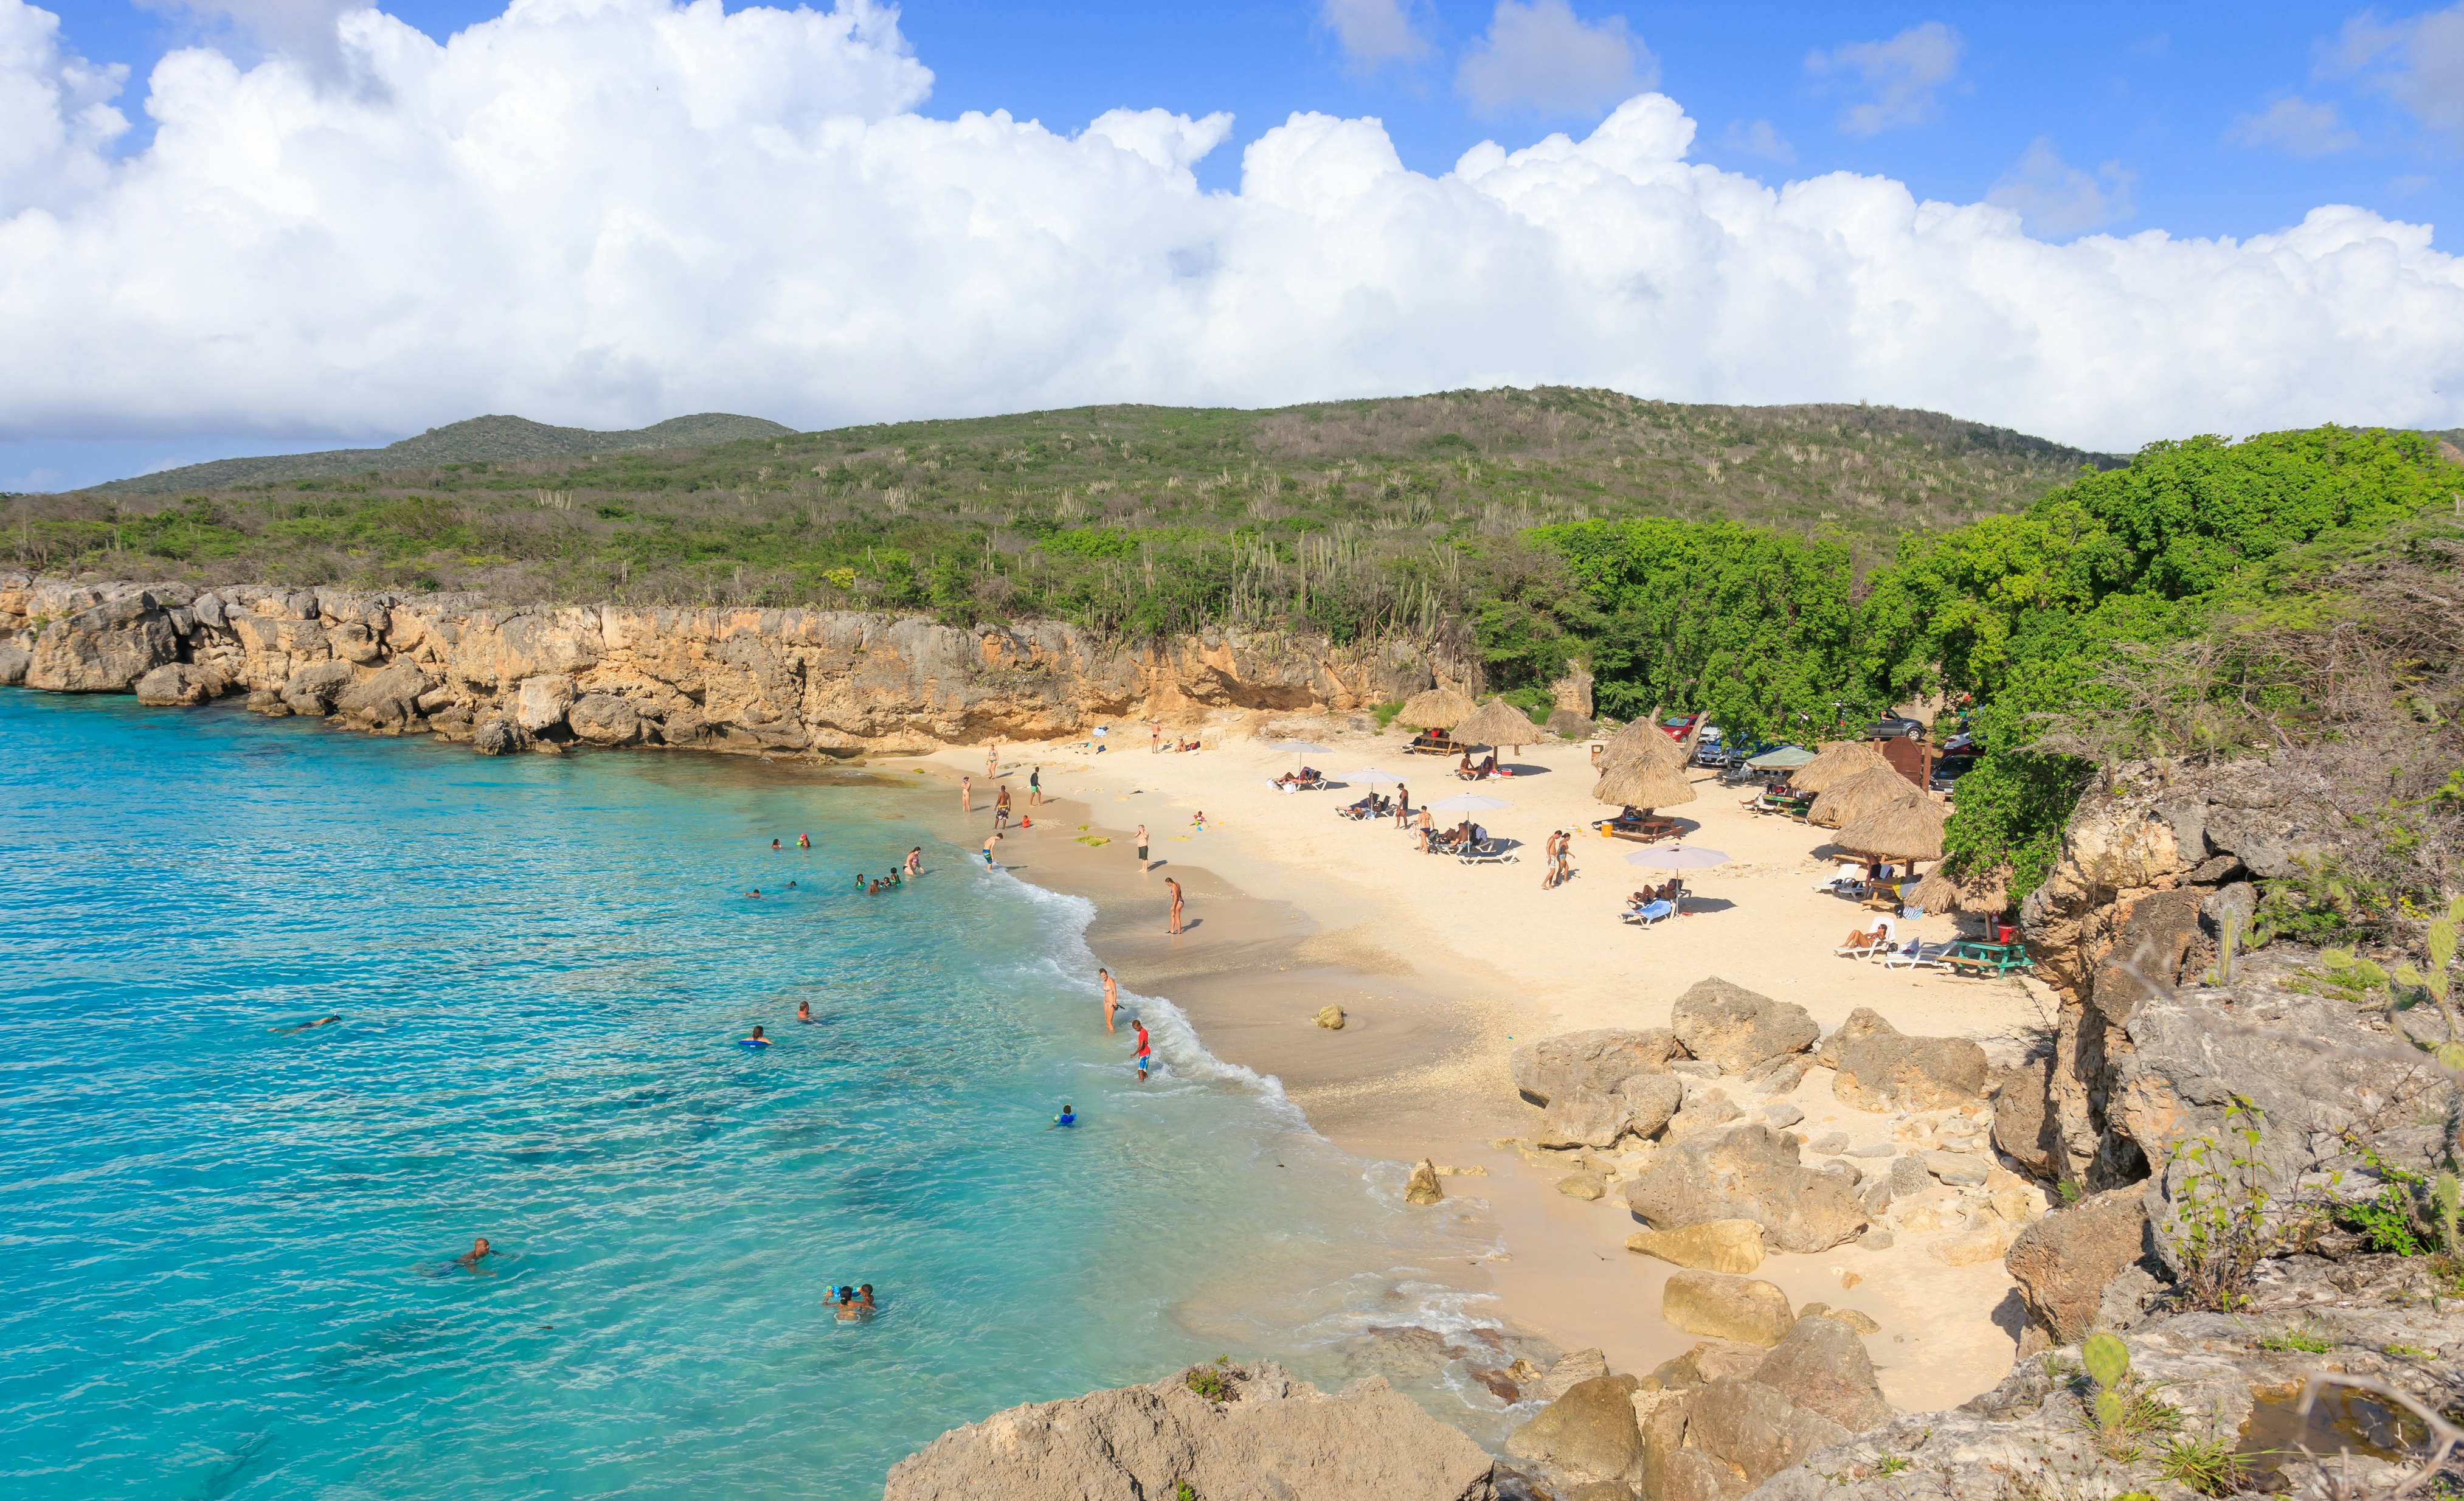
[1882, 941, 1952, 971]
[1624, 899, 1675, 926]
[1458, 838, 1515, 864]
[1833, 935, 1890, 959]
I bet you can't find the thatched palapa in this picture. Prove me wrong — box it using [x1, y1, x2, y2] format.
[1836, 795, 1948, 862]
[1599, 718, 1685, 771]
[1911, 862, 2009, 915]
[1592, 757, 1697, 811]
[1808, 764, 1922, 828]
[1455, 698, 1543, 749]
[1790, 740, 1889, 793]
[1398, 686, 1476, 729]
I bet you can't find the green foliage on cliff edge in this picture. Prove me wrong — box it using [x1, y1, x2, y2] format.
[1872, 427, 2464, 905]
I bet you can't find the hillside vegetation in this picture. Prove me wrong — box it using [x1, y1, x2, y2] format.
[92, 413, 797, 494]
[7, 389, 2109, 649]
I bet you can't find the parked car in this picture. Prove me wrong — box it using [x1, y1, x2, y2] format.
[1865, 716, 1925, 740]
[1660, 713, 1703, 741]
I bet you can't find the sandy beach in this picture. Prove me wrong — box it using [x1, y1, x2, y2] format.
[905, 713, 2054, 1416]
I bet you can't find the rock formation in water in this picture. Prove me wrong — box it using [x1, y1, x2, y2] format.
[0, 574, 1464, 754]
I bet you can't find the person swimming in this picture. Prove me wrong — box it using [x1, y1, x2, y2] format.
[271, 1014, 342, 1034]
[853, 873, 867, 890]
[798, 833, 810, 849]
[770, 838, 782, 850]
[1054, 1103, 1078, 1127]
[454, 1236, 494, 1271]
[741, 1025, 769, 1049]
[868, 878, 885, 894]
[835, 1285, 868, 1322]
[796, 1000, 814, 1024]
[747, 889, 762, 898]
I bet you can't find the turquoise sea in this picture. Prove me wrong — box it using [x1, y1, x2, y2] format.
[0, 693, 1493, 1499]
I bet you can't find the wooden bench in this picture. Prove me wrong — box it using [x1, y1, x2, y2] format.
[1597, 815, 1681, 844]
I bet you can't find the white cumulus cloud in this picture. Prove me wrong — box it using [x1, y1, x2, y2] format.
[1, 0, 2460, 457]
[1807, 21, 1962, 136]
[1456, 0, 1653, 118]
[1320, 0, 1426, 70]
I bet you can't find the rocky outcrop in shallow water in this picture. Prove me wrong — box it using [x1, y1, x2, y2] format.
[0, 574, 1462, 754]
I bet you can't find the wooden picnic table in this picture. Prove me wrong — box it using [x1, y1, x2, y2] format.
[1597, 815, 1681, 844]
[1405, 735, 1467, 756]
[1945, 940, 2032, 979]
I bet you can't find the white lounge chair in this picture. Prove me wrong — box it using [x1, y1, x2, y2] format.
[1625, 899, 1675, 926]
[1883, 940, 1951, 971]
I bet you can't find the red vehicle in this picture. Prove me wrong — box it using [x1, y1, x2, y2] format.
[1660, 714, 1701, 741]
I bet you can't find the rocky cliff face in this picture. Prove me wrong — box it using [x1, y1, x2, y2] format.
[0, 574, 1461, 754]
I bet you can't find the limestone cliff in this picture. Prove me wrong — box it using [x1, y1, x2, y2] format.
[0, 574, 1463, 754]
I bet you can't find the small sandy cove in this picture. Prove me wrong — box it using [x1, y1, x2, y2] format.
[916, 713, 2055, 1415]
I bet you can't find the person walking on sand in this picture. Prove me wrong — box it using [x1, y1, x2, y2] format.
[1099, 968, 1118, 1033]
[960, 775, 972, 814]
[1151, 721, 1161, 755]
[1165, 876, 1184, 935]
[1028, 766, 1042, 806]
[1135, 824, 1150, 873]
[1394, 783, 1411, 828]
[986, 741, 999, 778]
[994, 785, 1012, 830]
[1132, 1018, 1152, 1080]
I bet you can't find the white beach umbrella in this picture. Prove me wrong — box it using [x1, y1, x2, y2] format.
[1268, 740, 1335, 769]
[1429, 792, 1511, 813]
[1625, 846, 1731, 868]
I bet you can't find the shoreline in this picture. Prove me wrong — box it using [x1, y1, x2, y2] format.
[898, 719, 2054, 1417]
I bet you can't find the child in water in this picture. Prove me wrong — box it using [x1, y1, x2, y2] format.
[1054, 1103, 1078, 1128]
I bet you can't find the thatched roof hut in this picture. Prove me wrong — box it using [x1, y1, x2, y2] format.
[1592, 757, 1697, 811]
[1911, 862, 2009, 915]
[1836, 796, 1948, 862]
[1808, 764, 1922, 828]
[1455, 698, 1543, 749]
[1397, 686, 1476, 729]
[1600, 718, 1685, 770]
[1790, 740, 1889, 793]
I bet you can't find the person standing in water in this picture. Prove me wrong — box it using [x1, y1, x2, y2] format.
[796, 1000, 814, 1024]
[798, 833, 810, 850]
[960, 775, 972, 814]
[906, 847, 922, 876]
[1165, 876, 1184, 935]
[1135, 824, 1149, 873]
[981, 831, 1002, 867]
[1099, 968, 1118, 1033]
[1132, 1019, 1152, 1080]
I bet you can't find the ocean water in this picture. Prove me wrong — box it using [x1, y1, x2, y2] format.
[0, 693, 1495, 1500]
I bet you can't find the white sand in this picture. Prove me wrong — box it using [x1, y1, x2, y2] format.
[932, 714, 2052, 1410]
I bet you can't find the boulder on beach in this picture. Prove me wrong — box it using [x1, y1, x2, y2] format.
[567, 692, 643, 745]
[1669, 978, 1819, 1075]
[25, 595, 178, 692]
[1505, 1374, 1644, 1483]
[1681, 1377, 1852, 1488]
[1661, 1270, 1794, 1347]
[1536, 1075, 1683, 1149]
[134, 662, 228, 707]
[2002, 1187, 2154, 1343]
[514, 673, 577, 732]
[1624, 1125, 1867, 1253]
[1824, 1008, 1988, 1112]
[1990, 1056, 2059, 1180]
[1751, 1314, 1891, 1431]
[280, 660, 359, 717]
[1403, 1159, 1444, 1205]
[1511, 1028, 1685, 1105]
[882, 1361, 1500, 1501]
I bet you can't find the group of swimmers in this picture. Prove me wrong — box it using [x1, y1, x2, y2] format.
[749, 844, 923, 899]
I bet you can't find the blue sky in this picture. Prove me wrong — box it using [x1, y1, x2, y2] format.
[5, 0, 2460, 490]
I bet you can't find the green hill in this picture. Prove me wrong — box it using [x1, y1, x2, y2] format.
[95, 412, 797, 495]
